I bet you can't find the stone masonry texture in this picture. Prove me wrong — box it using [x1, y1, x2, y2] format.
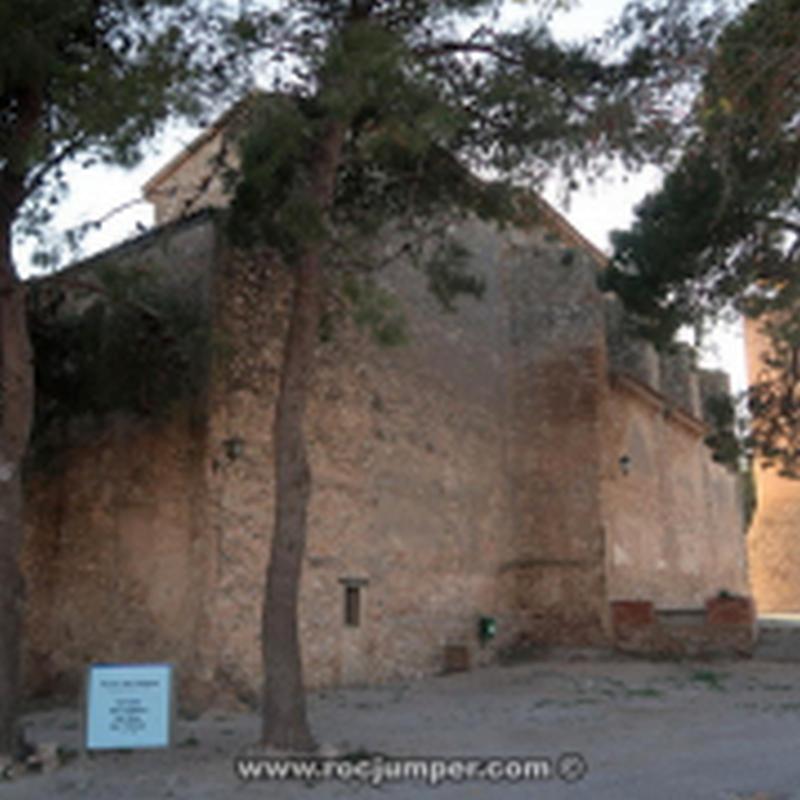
[745, 318, 800, 613]
[20, 138, 749, 708]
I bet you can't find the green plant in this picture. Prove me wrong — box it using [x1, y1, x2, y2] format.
[28, 255, 209, 457]
[689, 669, 729, 691]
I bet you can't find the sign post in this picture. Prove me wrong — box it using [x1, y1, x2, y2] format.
[84, 663, 174, 751]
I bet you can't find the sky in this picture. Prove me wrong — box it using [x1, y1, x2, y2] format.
[15, 0, 748, 392]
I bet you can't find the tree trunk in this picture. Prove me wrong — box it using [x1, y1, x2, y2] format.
[261, 120, 346, 751]
[0, 214, 34, 758]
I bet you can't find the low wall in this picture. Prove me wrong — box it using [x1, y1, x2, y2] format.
[610, 597, 756, 658]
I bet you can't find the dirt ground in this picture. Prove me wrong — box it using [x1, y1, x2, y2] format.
[3, 654, 800, 799]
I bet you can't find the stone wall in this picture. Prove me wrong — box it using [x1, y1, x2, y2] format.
[501, 231, 609, 645]
[601, 377, 747, 608]
[602, 307, 748, 610]
[23, 215, 218, 701]
[745, 318, 800, 613]
[20, 200, 751, 708]
[23, 213, 617, 706]
[23, 412, 212, 699]
[196, 216, 616, 701]
[144, 130, 231, 226]
[610, 597, 756, 658]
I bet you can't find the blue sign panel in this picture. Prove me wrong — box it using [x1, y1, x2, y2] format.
[86, 663, 173, 750]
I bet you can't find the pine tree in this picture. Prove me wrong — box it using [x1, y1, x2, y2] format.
[0, 0, 240, 758]
[223, 0, 713, 750]
[603, 0, 800, 469]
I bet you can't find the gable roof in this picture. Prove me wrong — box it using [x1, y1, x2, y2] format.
[142, 99, 254, 198]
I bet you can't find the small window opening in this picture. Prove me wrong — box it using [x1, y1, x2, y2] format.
[344, 585, 361, 627]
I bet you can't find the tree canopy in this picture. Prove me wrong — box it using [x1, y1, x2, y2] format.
[0, 0, 740, 759]
[602, 0, 800, 470]
[0, 0, 245, 759]
[212, 0, 733, 751]
[1, 0, 243, 257]
[227, 0, 706, 272]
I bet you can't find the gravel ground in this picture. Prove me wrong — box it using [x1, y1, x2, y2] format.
[4, 656, 800, 799]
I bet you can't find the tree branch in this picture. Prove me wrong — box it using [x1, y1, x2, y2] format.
[24, 133, 92, 201]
